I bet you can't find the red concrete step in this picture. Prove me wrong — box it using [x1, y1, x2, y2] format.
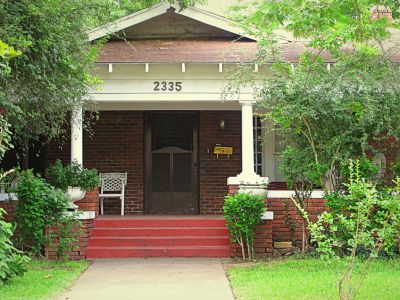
[94, 218, 227, 228]
[91, 227, 229, 237]
[86, 246, 231, 259]
[88, 236, 230, 247]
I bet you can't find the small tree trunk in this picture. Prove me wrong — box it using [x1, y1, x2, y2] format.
[302, 219, 308, 252]
[21, 138, 29, 170]
[246, 237, 252, 260]
[239, 236, 246, 260]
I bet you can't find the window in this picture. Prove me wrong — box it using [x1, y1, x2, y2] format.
[253, 116, 263, 175]
[253, 116, 287, 181]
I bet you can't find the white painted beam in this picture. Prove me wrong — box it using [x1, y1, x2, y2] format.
[327, 63, 331, 72]
[181, 63, 186, 73]
[108, 64, 113, 73]
[240, 101, 257, 176]
[88, 3, 168, 41]
[145, 63, 150, 73]
[219, 63, 223, 73]
[71, 106, 83, 166]
[254, 64, 259, 73]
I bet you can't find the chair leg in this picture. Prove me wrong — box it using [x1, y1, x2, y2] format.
[121, 196, 124, 216]
[100, 198, 104, 216]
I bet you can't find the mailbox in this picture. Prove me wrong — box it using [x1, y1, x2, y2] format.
[213, 146, 233, 158]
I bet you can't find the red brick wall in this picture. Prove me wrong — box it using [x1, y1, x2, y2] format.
[84, 111, 144, 215]
[75, 188, 100, 216]
[0, 201, 16, 223]
[45, 111, 145, 215]
[268, 198, 326, 245]
[230, 220, 273, 257]
[45, 219, 94, 260]
[199, 111, 242, 214]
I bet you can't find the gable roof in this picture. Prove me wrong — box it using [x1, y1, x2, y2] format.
[88, 3, 257, 42]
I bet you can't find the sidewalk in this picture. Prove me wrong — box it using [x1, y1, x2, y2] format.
[56, 258, 234, 300]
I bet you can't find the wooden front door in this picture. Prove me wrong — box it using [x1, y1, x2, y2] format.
[145, 112, 199, 214]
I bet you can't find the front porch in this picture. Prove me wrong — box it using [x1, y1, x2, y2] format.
[45, 108, 272, 216]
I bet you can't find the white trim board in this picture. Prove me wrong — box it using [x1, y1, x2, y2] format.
[0, 193, 17, 201]
[97, 101, 241, 111]
[88, 3, 257, 42]
[267, 190, 325, 199]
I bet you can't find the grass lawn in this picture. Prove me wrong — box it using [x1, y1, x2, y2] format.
[227, 258, 400, 300]
[0, 260, 90, 300]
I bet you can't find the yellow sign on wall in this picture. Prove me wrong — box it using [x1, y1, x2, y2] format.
[214, 146, 233, 157]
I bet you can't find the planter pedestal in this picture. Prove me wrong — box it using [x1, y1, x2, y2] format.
[66, 187, 86, 211]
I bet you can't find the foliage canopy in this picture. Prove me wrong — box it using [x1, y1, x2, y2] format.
[228, 1, 400, 192]
[0, 0, 205, 161]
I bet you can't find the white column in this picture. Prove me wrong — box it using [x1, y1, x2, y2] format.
[227, 100, 269, 186]
[71, 106, 83, 166]
[240, 101, 256, 176]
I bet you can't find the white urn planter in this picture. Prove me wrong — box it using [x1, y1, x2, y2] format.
[238, 184, 268, 198]
[66, 186, 86, 210]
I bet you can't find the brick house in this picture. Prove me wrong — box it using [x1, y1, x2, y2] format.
[3, 2, 392, 259]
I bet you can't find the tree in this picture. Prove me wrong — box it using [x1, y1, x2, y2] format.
[228, 0, 400, 192]
[0, 0, 103, 166]
[0, 40, 21, 160]
[224, 1, 400, 253]
[226, 2, 400, 297]
[0, 0, 205, 166]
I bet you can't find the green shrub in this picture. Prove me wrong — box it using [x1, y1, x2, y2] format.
[47, 214, 82, 261]
[0, 208, 30, 285]
[392, 161, 400, 180]
[310, 161, 400, 259]
[45, 160, 99, 192]
[223, 193, 266, 260]
[15, 170, 71, 255]
[340, 156, 379, 185]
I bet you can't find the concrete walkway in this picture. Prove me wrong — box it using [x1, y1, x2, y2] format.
[56, 259, 234, 300]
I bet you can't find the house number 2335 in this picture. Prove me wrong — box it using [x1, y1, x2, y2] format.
[153, 81, 183, 92]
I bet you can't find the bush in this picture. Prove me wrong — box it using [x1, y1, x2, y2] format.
[223, 193, 266, 260]
[0, 208, 30, 285]
[15, 170, 71, 255]
[45, 160, 99, 192]
[392, 161, 400, 180]
[340, 157, 379, 185]
[47, 214, 82, 261]
[310, 162, 400, 259]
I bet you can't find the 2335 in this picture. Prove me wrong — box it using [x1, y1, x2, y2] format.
[153, 81, 183, 92]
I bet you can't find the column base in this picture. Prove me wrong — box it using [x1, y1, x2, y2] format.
[227, 173, 269, 197]
[227, 173, 269, 186]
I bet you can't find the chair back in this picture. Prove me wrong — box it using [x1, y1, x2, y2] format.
[100, 173, 127, 193]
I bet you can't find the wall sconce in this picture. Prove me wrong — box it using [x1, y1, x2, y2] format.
[219, 119, 226, 130]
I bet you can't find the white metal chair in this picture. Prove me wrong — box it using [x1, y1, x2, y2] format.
[99, 173, 127, 216]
